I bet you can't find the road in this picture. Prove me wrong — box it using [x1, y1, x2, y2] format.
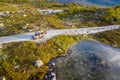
[0, 25, 120, 44]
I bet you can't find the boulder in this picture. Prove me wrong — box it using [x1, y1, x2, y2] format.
[23, 14, 27, 17]
[34, 60, 43, 67]
[14, 65, 20, 70]
[22, 26, 27, 30]
[0, 23, 4, 28]
[0, 76, 6, 80]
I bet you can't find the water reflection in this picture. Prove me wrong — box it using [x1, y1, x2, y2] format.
[55, 40, 120, 80]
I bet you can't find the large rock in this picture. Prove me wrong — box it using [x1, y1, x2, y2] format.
[34, 60, 43, 67]
[0, 23, 4, 28]
[0, 76, 6, 80]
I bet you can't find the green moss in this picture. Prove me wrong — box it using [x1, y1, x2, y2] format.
[93, 30, 120, 48]
[0, 2, 17, 11]
[0, 35, 89, 80]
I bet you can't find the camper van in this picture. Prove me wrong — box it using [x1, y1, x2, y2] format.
[32, 30, 46, 40]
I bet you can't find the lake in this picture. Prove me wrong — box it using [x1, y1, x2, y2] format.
[54, 40, 120, 80]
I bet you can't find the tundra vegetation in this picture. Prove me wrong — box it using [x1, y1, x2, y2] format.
[0, 0, 120, 80]
[0, 2, 120, 36]
[94, 30, 120, 48]
[0, 35, 89, 80]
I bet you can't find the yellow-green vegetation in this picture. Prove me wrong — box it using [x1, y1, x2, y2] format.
[0, 0, 31, 3]
[0, 0, 63, 9]
[57, 3, 110, 28]
[94, 30, 120, 48]
[46, 15, 68, 29]
[57, 3, 120, 27]
[0, 1, 120, 37]
[34, 1, 64, 9]
[0, 3, 40, 26]
[0, 3, 40, 36]
[0, 35, 89, 80]
[0, 15, 68, 36]
[0, 1, 120, 80]
[0, 2, 65, 36]
[57, 3, 98, 18]
[0, 2, 17, 11]
[100, 5, 120, 23]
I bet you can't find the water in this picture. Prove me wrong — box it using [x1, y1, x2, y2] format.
[54, 40, 120, 80]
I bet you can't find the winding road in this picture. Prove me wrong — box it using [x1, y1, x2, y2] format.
[0, 25, 120, 44]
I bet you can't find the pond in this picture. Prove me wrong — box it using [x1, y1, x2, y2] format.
[54, 40, 120, 80]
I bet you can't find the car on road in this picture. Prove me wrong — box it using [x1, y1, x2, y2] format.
[32, 30, 46, 40]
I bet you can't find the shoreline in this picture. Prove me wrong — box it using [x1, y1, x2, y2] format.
[43, 39, 120, 80]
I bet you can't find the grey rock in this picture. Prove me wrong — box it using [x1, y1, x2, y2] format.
[0, 76, 6, 80]
[14, 65, 20, 70]
[34, 60, 43, 67]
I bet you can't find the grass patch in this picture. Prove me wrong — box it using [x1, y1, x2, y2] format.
[93, 30, 120, 48]
[0, 35, 89, 80]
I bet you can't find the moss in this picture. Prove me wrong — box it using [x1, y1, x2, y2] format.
[0, 35, 89, 80]
[93, 30, 120, 48]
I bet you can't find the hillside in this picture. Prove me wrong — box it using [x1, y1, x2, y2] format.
[0, 1, 120, 80]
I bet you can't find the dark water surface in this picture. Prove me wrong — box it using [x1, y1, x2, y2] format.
[54, 40, 120, 80]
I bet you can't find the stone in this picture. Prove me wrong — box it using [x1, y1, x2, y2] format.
[22, 26, 27, 30]
[65, 22, 72, 26]
[0, 27, 6, 31]
[35, 60, 43, 67]
[0, 23, 4, 28]
[23, 14, 27, 17]
[33, 26, 39, 30]
[52, 76, 56, 80]
[50, 72, 56, 76]
[51, 63, 55, 66]
[26, 23, 29, 26]
[0, 76, 6, 80]
[28, 29, 33, 32]
[14, 65, 20, 70]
